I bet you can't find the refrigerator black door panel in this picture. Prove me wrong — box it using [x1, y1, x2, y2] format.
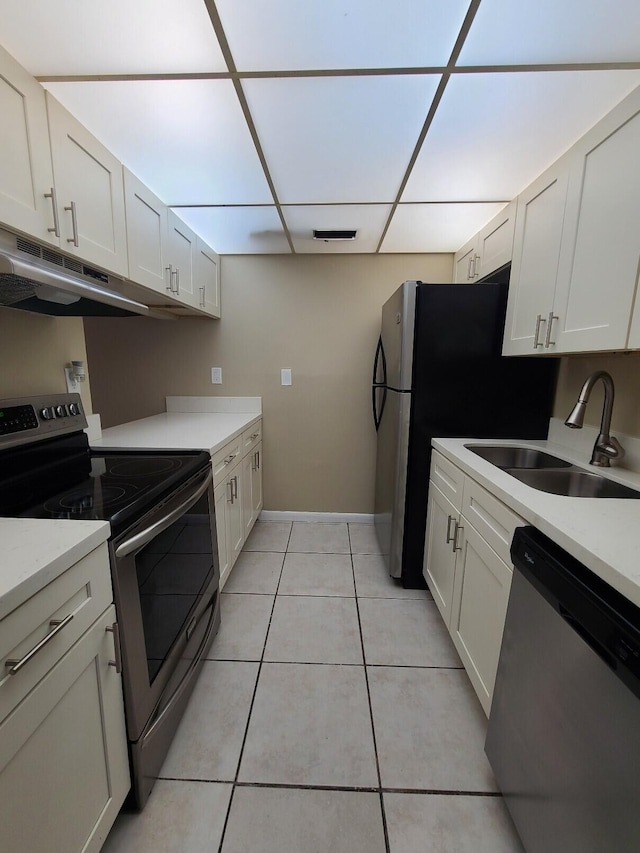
[381, 281, 416, 391]
[372, 384, 387, 432]
[373, 335, 386, 387]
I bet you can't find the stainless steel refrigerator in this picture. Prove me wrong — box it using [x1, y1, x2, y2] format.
[372, 280, 557, 588]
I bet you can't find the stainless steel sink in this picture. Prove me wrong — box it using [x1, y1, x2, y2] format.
[505, 468, 640, 499]
[465, 445, 572, 470]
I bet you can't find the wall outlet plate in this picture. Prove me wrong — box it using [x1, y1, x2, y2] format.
[281, 368, 292, 386]
[64, 367, 80, 393]
[211, 367, 222, 384]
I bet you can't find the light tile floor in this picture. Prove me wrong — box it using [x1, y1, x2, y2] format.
[103, 521, 524, 853]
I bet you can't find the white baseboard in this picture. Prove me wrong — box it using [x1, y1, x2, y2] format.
[259, 510, 374, 524]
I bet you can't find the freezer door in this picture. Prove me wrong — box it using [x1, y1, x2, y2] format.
[374, 388, 412, 578]
[381, 281, 416, 391]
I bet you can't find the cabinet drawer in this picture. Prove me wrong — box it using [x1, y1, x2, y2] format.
[241, 420, 262, 457]
[461, 477, 524, 566]
[0, 543, 112, 723]
[430, 451, 464, 511]
[211, 437, 241, 486]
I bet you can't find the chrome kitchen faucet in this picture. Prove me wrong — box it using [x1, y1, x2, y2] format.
[565, 370, 625, 467]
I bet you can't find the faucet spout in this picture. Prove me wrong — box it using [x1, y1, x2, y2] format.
[564, 371, 625, 467]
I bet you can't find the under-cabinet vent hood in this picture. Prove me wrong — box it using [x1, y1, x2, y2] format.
[0, 228, 149, 317]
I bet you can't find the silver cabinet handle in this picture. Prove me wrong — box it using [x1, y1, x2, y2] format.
[533, 314, 546, 348]
[473, 253, 480, 278]
[106, 622, 123, 673]
[165, 264, 174, 291]
[44, 187, 60, 237]
[64, 201, 79, 246]
[224, 452, 237, 465]
[467, 256, 474, 281]
[256, 450, 260, 470]
[170, 268, 179, 294]
[452, 522, 463, 552]
[227, 480, 234, 503]
[5, 613, 74, 675]
[250, 432, 260, 440]
[545, 312, 558, 348]
[174, 267, 180, 294]
[199, 285, 205, 307]
[232, 475, 238, 500]
[446, 514, 456, 544]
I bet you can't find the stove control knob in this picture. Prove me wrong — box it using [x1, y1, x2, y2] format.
[68, 402, 79, 416]
[55, 405, 66, 418]
[40, 407, 54, 420]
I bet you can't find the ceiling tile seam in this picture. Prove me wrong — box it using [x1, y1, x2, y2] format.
[34, 61, 640, 84]
[375, 0, 483, 253]
[202, 0, 295, 254]
[168, 200, 512, 209]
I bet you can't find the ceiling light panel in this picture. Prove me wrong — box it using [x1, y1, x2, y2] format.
[0, 0, 226, 75]
[243, 75, 441, 204]
[284, 205, 392, 253]
[175, 207, 290, 255]
[216, 0, 471, 70]
[459, 0, 640, 66]
[44, 81, 272, 205]
[381, 203, 507, 253]
[402, 70, 640, 202]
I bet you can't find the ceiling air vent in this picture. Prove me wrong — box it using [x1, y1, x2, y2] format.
[313, 229, 357, 241]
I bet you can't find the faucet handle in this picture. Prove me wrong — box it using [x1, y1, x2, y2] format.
[592, 434, 625, 466]
[603, 436, 625, 460]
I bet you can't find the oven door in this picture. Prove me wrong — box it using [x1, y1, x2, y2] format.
[109, 464, 219, 742]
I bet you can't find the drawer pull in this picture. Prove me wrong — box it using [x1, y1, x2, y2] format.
[446, 515, 456, 544]
[106, 622, 123, 673]
[224, 452, 238, 465]
[5, 613, 74, 676]
[453, 523, 464, 552]
[250, 432, 259, 440]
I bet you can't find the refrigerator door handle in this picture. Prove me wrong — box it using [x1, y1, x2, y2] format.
[372, 335, 387, 387]
[372, 385, 387, 432]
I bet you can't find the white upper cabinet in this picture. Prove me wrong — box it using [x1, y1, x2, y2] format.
[454, 237, 477, 283]
[46, 93, 128, 277]
[0, 45, 59, 246]
[552, 88, 640, 352]
[195, 237, 221, 318]
[123, 167, 169, 295]
[475, 201, 516, 281]
[166, 209, 197, 307]
[502, 159, 569, 355]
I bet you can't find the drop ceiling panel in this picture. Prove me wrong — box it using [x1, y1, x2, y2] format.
[176, 207, 290, 255]
[402, 70, 640, 202]
[243, 75, 441, 204]
[459, 0, 640, 66]
[44, 81, 272, 205]
[0, 0, 226, 75]
[217, 0, 471, 70]
[381, 203, 507, 253]
[284, 205, 392, 253]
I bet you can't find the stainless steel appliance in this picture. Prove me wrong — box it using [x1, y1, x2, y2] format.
[372, 279, 557, 587]
[486, 526, 640, 852]
[0, 393, 220, 808]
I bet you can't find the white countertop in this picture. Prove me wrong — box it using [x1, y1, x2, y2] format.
[0, 519, 110, 619]
[433, 436, 640, 609]
[92, 411, 261, 455]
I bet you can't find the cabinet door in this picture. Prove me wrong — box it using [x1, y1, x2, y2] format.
[167, 210, 197, 307]
[46, 93, 128, 277]
[502, 160, 569, 355]
[195, 236, 221, 318]
[123, 167, 170, 296]
[241, 452, 255, 539]
[227, 467, 244, 568]
[449, 523, 513, 716]
[0, 605, 129, 853]
[475, 200, 516, 280]
[554, 89, 640, 353]
[0, 46, 59, 246]
[423, 483, 459, 627]
[251, 441, 263, 521]
[214, 480, 231, 589]
[453, 237, 477, 283]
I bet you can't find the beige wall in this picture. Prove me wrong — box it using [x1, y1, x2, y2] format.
[553, 351, 640, 437]
[0, 307, 92, 411]
[85, 254, 452, 512]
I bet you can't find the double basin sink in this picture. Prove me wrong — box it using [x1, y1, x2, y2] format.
[465, 445, 640, 499]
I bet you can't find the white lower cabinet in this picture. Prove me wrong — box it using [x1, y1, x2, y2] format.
[242, 441, 263, 540]
[424, 451, 525, 716]
[0, 546, 129, 852]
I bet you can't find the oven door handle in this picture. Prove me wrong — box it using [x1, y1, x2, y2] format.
[115, 468, 212, 559]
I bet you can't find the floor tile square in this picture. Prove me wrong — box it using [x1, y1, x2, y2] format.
[348, 523, 382, 554]
[243, 521, 292, 552]
[288, 522, 350, 554]
[264, 596, 363, 664]
[222, 551, 284, 594]
[353, 554, 432, 599]
[278, 552, 354, 597]
[239, 663, 378, 787]
[384, 793, 524, 852]
[207, 593, 274, 660]
[368, 667, 498, 791]
[359, 598, 461, 667]
[159, 661, 259, 782]
[103, 780, 232, 853]
[221, 787, 386, 853]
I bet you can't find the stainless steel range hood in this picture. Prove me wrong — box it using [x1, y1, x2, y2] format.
[0, 227, 149, 317]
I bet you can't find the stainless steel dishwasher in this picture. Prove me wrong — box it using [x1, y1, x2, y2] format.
[486, 526, 640, 853]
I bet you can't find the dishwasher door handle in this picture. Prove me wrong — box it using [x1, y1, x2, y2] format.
[559, 604, 616, 669]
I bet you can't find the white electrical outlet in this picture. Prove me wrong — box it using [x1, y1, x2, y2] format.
[281, 368, 292, 386]
[64, 367, 80, 393]
[211, 367, 222, 384]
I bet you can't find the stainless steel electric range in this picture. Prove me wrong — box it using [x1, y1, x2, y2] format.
[0, 393, 220, 808]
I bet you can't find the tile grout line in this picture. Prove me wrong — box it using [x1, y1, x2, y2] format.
[215, 522, 293, 853]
